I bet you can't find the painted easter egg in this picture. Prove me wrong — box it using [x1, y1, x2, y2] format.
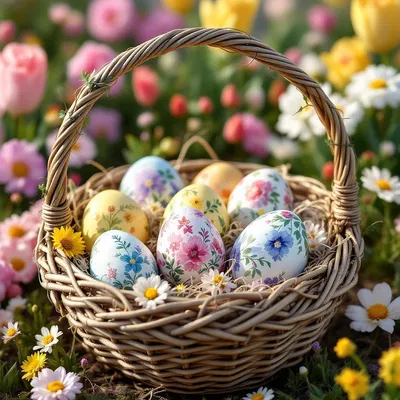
[120, 156, 184, 207]
[90, 230, 158, 289]
[163, 184, 229, 234]
[192, 162, 244, 204]
[157, 207, 225, 285]
[231, 210, 308, 285]
[227, 168, 293, 228]
[82, 189, 149, 251]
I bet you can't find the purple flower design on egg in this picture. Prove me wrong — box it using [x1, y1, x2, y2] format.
[136, 168, 165, 203]
[264, 230, 293, 261]
[231, 244, 241, 272]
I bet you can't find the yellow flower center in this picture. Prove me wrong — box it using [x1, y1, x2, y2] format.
[6, 328, 17, 337]
[42, 334, 54, 345]
[213, 275, 223, 285]
[10, 258, 25, 271]
[47, 381, 65, 393]
[8, 225, 26, 238]
[60, 238, 73, 251]
[258, 209, 265, 215]
[130, 259, 136, 264]
[367, 304, 388, 320]
[369, 78, 387, 89]
[12, 161, 29, 178]
[376, 179, 392, 191]
[145, 179, 153, 187]
[144, 287, 158, 300]
[176, 284, 185, 293]
[72, 143, 81, 151]
[251, 395, 265, 400]
[274, 241, 282, 248]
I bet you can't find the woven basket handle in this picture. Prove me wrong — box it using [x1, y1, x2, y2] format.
[42, 27, 359, 231]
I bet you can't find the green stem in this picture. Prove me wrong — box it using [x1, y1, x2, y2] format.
[381, 52, 391, 66]
[352, 353, 368, 372]
[318, 353, 328, 386]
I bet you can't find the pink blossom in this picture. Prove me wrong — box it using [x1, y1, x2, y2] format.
[179, 236, 210, 271]
[69, 173, 82, 186]
[107, 267, 117, 279]
[223, 114, 244, 144]
[307, 5, 337, 34]
[7, 283, 22, 298]
[0, 309, 13, 327]
[29, 200, 43, 224]
[170, 94, 188, 118]
[0, 43, 48, 116]
[0, 21, 16, 44]
[135, 6, 185, 43]
[0, 259, 15, 291]
[132, 66, 160, 107]
[285, 47, 302, 64]
[64, 10, 85, 38]
[67, 41, 124, 96]
[263, 0, 295, 20]
[167, 232, 183, 254]
[49, 3, 71, 25]
[177, 216, 193, 234]
[241, 113, 271, 157]
[198, 97, 214, 114]
[281, 210, 293, 219]
[87, 0, 137, 43]
[0, 140, 46, 197]
[245, 86, 265, 110]
[0, 212, 38, 248]
[221, 84, 241, 109]
[87, 107, 122, 143]
[137, 112, 155, 128]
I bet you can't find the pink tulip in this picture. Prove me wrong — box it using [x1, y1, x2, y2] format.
[307, 5, 337, 34]
[221, 84, 241, 109]
[49, 3, 72, 25]
[241, 113, 271, 157]
[0, 21, 16, 44]
[0, 43, 47, 116]
[67, 41, 124, 96]
[132, 66, 160, 107]
[223, 114, 244, 144]
[198, 97, 214, 114]
[285, 47, 302, 64]
[64, 10, 85, 38]
[87, 0, 137, 43]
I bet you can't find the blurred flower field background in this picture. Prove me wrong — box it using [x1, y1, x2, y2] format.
[1, 0, 400, 399]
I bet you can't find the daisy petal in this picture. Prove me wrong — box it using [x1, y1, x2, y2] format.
[357, 288, 374, 309]
[372, 282, 392, 306]
[350, 320, 377, 332]
[388, 296, 400, 319]
[378, 318, 395, 333]
[345, 305, 369, 322]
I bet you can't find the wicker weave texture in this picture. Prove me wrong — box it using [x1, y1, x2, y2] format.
[35, 28, 362, 394]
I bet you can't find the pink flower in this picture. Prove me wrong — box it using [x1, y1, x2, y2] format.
[107, 267, 117, 279]
[0, 212, 38, 248]
[307, 5, 337, 34]
[281, 210, 293, 219]
[135, 6, 185, 43]
[0, 242, 36, 284]
[223, 114, 244, 144]
[241, 113, 271, 157]
[170, 94, 188, 118]
[221, 84, 241, 109]
[0, 309, 13, 327]
[46, 131, 96, 168]
[132, 66, 160, 107]
[179, 236, 210, 272]
[49, 3, 71, 24]
[0, 21, 16, 44]
[0, 140, 46, 197]
[285, 47, 302, 64]
[137, 112, 155, 128]
[322, 161, 334, 181]
[0, 259, 15, 291]
[198, 97, 214, 114]
[177, 216, 193, 234]
[69, 173, 82, 186]
[29, 200, 43, 224]
[67, 41, 124, 96]
[64, 10, 85, 38]
[246, 180, 273, 206]
[87, 107, 122, 143]
[167, 232, 183, 254]
[0, 43, 47, 116]
[87, 0, 137, 43]
[245, 86, 265, 110]
[7, 283, 22, 298]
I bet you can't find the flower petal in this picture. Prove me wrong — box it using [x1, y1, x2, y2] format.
[350, 320, 377, 332]
[378, 318, 395, 333]
[345, 305, 369, 322]
[389, 296, 400, 319]
[357, 288, 374, 309]
[372, 282, 392, 306]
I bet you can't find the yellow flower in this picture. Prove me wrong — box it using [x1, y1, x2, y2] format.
[199, 0, 260, 33]
[335, 368, 370, 400]
[334, 337, 357, 359]
[21, 352, 47, 381]
[162, 0, 195, 14]
[379, 347, 400, 387]
[52, 226, 86, 259]
[321, 36, 371, 89]
[351, 0, 400, 53]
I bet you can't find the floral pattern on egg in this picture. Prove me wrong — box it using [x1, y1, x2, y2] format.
[231, 210, 308, 285]
[157, 207, 225, 285]
[90, 230, 158, 289]
[227, 168, 294, 228]
[120, 156, 184, 207]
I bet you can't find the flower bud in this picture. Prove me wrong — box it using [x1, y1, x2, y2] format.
[10, 193, 23, 204]
[197, 97, 214, 115]
[322, 161, 334, 182]
[221, 84, 241, 109]
[169, 94, 188, 118]
[159, 137, 180, 158]
[31, 304, 38, 313]
[299, 366, 308, 376]
[223, 114, 244, 144]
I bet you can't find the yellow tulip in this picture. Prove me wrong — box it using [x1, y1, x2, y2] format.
[321, 36, 371, 88]
[199, 0, 260, 33]
[351, 0, 400, 53]
[162, 0, 195, 15]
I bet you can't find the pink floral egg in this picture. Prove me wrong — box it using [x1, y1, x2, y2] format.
[156, 207, 225, 285]
[227, 168, 294, 228]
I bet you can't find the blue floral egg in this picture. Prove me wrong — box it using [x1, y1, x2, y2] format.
[120, 156, 184, 207]
[90, 230, 158, 289]
[230, 210, 308, 285]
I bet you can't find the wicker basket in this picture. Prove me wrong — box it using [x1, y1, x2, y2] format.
[35, 28, 362, 394]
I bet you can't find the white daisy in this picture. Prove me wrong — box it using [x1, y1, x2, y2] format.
[243, 386, 275, 400]
[2, 321, 20, 343]
[299, 53, 326, 81]
[304, 220, 327, 252]
[201, 269, 237, 296]
[6, 297, 27, 313]
[361, 167, 400, 204]
[269, 136, 300, 160]
[346, 65, 400, 109]
[132, 275, 170, 310]
[33, 326, 63, 353]
[31, 366, 82, 400]
[345, 282, 400, 334]
[0, 309, 13, 328]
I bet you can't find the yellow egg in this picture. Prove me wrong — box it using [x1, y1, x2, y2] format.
[163, 184, 229, 234]
[82, 189, 149, 251]
[193, 162, 244, 204]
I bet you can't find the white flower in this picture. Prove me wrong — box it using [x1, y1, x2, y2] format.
[346, 65, 400, 109]
[302, 31, 328, 49]
[137, 111, 155, 128]
[6, 297, 27, 312]
[132, 275, 170, 310]
[31, 366, 83, 400]
[243, 386, 275, 400]
[201, 269, 237, 296]
[269, 136, 300, 160]
[0, 309, 13, 328]
[345, 282, 400, 334]
[2, 322, 20, 343]
[299, 53, 326, 80]
[380, 140, 396, 157]
[33, 325, 63, 353]
[304, 220, 327, 252]
[299, 366, 308, 376]
[361, 167, 400, 204]
[245, 85, 266, 111]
